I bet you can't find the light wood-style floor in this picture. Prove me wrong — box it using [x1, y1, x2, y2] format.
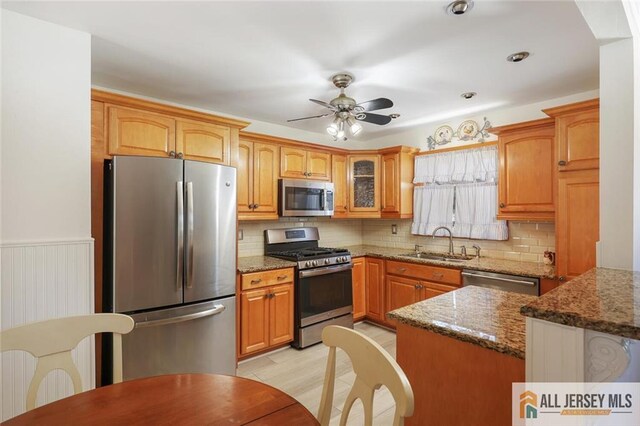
[238, 322, 397, 425]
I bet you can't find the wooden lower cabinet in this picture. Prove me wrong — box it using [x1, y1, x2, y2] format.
[386, 275, 422, 312]
[351, 257, 366, 321]
[365, 258, 385, 322]
[239, 270, 294, 356]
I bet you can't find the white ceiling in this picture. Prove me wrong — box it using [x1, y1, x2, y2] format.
[4, 1, 599, 138]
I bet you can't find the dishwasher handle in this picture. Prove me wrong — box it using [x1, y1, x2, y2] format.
[461, 271, 536, 287]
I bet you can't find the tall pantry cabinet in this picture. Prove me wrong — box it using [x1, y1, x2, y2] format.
[544, 99, 600, 282]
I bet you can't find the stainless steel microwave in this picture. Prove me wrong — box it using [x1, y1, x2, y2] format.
[279, 179, 334, 217]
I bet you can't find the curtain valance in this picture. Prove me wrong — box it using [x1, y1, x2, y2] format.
[413, 145, 498, 184]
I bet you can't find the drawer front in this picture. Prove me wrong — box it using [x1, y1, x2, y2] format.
[241, 268, 294, 291]
[386, 260, 461, 286]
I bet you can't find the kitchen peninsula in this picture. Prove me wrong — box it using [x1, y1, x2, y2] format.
[388, 286, 536, 426]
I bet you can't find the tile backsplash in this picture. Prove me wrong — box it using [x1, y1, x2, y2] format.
[238, 218, 363, 257]
[238, 218, 555, 263]
[361, 219, 555, 263]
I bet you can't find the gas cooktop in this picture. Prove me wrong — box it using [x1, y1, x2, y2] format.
[268, 247, 350, 261]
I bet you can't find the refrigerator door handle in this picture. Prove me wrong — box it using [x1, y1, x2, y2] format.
[176, 181, 184, 292]
[134, 304, 226, 329]
[186, 181, 194, 289]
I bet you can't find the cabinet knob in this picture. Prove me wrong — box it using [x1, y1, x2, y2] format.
[276, 275, 287, 280]
[397, 267, 407, 272]
[558, 160, 567, 166]
[558, 276, 566, 282]
[499, 202, 505, 208]
[168, 150, 176, 158]
[177, 152, 184, 159]
[254, 204, 259, 209]
[251, 278, 262, 284]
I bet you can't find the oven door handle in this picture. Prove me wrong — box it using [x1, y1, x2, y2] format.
[299, 263, 353, 278]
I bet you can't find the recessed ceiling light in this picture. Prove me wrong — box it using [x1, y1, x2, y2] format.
[507, 51, 530, 63]
[461, 92, 477, 99]
[446, 0, 474, 16]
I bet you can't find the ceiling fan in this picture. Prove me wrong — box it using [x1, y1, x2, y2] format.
[287, 73, 399, 141]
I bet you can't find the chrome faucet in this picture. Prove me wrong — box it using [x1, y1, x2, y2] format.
[472, 244, 481, 258]
[460, 245, 467, 257]
[432, 226, 454, 255]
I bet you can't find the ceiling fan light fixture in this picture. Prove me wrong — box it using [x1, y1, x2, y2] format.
[347, 117, 363, 136]
[326, 117, 340, 136]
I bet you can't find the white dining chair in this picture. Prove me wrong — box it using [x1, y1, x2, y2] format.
[317, 325, 414, 426]
[0, 313, 134, 411]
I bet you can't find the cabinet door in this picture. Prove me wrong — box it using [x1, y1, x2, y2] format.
[556, 170, 599, 280]
[556, 109, 599, 172]
[349, 155, 380, 212]
[240, 289, 269, 355]
[108, 105, 175, 157]
[351, 258, 366, 321]
[365, 258, 385, 321]
[280, 147, 307, 179]
[237, 140, 253, 215]
[307, 150, 331, 180]
[381, 153, 399, 214]
[386, 275, 420, 312]
[332, 155, 349, 215]
[421, 281, 458, 300]
[176, 119, 230, 164]
[269, 283, 294, 346]
[253, 143, 279, 214]
[498, 124, 555, 219]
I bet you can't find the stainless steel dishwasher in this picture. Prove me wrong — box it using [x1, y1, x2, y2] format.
[461, 269, 540, 296]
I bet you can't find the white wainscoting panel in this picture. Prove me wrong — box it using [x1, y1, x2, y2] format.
[1, 239, 94, 421]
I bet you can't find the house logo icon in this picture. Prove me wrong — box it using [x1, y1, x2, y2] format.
[520, 390, 538, 419]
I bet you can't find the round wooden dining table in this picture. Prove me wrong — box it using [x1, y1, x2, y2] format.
[3, 374, 319, 425]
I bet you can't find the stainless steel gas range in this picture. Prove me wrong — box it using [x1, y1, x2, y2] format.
[264, 227, 353, 348]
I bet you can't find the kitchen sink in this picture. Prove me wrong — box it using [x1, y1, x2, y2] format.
[401, 252, 474, 262]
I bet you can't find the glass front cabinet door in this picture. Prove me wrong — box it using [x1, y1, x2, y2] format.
[348, 155, 380, 213]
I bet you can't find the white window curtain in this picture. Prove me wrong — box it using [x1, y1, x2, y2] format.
[411, 145, 508, 241]
[413, 145, 498, 184]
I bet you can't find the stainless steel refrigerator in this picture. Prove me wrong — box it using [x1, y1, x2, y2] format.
[103, 156, 236, 383]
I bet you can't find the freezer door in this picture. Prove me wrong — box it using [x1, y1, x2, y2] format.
[112, 156, 184, 312]
[183, 161, 237, 302]
[121, 297, 236, 380]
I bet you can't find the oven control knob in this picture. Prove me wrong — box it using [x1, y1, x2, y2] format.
[312, 260, 319, 266]
[305, 261, 311, 267]
[324, 259, 330, 265]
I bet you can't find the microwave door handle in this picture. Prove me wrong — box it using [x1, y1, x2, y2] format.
[320, 190, 325, 210]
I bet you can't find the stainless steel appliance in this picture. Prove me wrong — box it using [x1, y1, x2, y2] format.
[279, 179, 334, 217]
[461, 269, 540, 296]
[103, 156, 236, 383]
[265, 227, 353, 348]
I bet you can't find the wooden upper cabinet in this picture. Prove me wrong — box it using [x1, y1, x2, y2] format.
[349, 155, 380, 215]
[176, 119, 230, 164]
[238, 137, 279, 220]
[544, 99, 599, 172]
[107, 105, 175, 157]
[280, 147, 331, 180]
[351, 257, 366, 321]
[252, 143, 279, 214]
[556, 169, 599, 281]
[307, 150, 331, 180]
[493, 118, 556, 221]
[380, 146, 418, 219]
[280, 147, 307, 179]
[332, 154, 349, 216]
[237, 140, 253, 215]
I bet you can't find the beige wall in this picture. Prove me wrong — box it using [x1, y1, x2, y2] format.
[362, 219, 555, 263]
[238, 218, 363, 257]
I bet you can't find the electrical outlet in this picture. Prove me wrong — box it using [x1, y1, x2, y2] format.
[238, 229, 243, 240]
[391, 224, 398, 235]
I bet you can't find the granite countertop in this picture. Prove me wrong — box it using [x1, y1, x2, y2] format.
[387, 286, 537, 359]
[343, 245, 555, 279]
[237, 256, 296, 273]
[238, 244, 555, 278]
[521, 268, 640, 340]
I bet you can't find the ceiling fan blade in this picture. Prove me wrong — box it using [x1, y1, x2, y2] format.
[356, 98, 394, 112]
[287, 112, 334, 122]
[356, 112, 393, 125]
[309, 99, 337, 110]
